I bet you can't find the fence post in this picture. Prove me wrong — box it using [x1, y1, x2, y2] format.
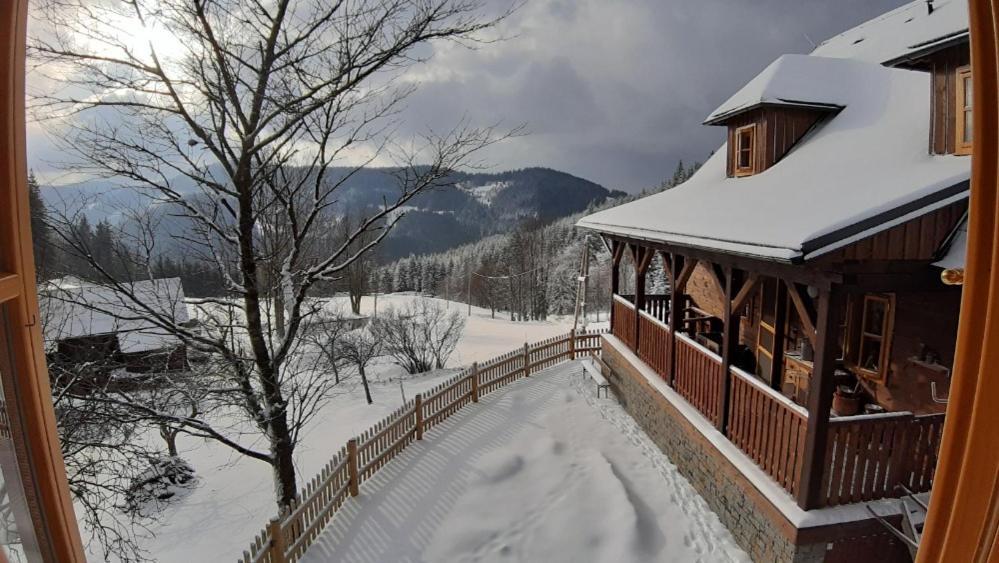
[347, 438, 359, 497]
[415, 394, 424, 440]
[471, 362, 479, 402]
[569, 330, 576, 360]
[267, 517, 288, 563]
[523, 342, 530, 376]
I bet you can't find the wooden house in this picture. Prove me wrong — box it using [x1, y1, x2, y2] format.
[40, 277, 190, 376]
[577, 1, 970, 561]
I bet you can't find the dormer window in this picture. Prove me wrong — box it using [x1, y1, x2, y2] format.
[734, 124, 757, 177]
[956, 65, 972, 155]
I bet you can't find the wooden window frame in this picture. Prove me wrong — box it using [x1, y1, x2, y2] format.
[956, 65, 973, 156]
[733, 124, 757, 177]
[851, 293, 895, 382]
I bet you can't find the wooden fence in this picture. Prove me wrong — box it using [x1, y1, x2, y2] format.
[640, 294, 670, 324]
[727, 367, 809, 495]
[611, 295, 636, 349]
[637, 311, 670, 380]
[672, 333, 724, 426]
[820, 411, 946, 506]
[238, 329, 605, 563]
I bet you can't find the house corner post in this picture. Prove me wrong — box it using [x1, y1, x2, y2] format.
[667, 253, 685, 387]
[796, 285, 844, 510]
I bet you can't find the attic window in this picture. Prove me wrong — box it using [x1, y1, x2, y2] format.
[956, 66, 972, 155]
[734, 124, 757, 177]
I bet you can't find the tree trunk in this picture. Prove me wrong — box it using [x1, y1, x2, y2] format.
[270, 427, 298, 507]
[359, 364, 373, 405]
[160, 425, 179, 457]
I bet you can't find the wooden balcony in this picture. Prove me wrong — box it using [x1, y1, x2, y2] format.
[609, 295, 944, 510]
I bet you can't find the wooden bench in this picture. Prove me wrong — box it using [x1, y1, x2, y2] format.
[582, 358, 612, 398]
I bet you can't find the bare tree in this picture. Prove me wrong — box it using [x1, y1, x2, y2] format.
[30, 0, 516, 523]
[371, 298, 465, 373]
[335, 329, 382, 405]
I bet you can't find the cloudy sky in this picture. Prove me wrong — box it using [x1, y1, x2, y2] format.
[27, 0, 908, 193]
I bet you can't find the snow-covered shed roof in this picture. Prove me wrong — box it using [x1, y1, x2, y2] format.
[577, 55, 970, 263]
[705, 55, 847, 125]
[812, 0, 968, 65]
[40, 277, 189, 353]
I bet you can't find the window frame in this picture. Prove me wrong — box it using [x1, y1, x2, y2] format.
[733, 124, 758, 177]
[956, 65, 973, 156]
[851, 293, 895, 382]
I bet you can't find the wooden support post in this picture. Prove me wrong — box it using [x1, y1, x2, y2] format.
[569, 329, 576, 360]
[770, 281, 788, 391]
[633, 245, 649, 354]
[347, 438, 359, 497]
[267, 518, 288, 563]
[610, 240, 624, 328]
[470, 362, 479, 403]
[524, 342, 530, 376]
[796, 285, 845, 510]
[667, 254, 685, 387]
[414, 394, 424, 440]
[719, 266, 742, 433]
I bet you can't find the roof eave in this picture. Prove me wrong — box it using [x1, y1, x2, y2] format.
[883, 30, 970, 68]
[703, 100, 843, 126]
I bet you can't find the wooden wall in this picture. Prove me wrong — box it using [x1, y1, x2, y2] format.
[926, 44, 971, 155]
[862, 288, 961, 415]
[818, 200, 967, 263]
[725, 107, 824, 177]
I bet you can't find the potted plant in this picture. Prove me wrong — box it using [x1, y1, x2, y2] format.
[833, 382, 863, 416]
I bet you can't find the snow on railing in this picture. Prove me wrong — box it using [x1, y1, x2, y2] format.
[237, 328, 606, 563]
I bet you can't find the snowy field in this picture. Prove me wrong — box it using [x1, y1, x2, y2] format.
[300, 361, 749, 563]
[124, 295, 597, 562]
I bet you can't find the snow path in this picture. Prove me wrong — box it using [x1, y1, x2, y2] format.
[130, 295, 590, 562]
[300, 362, 749, 563]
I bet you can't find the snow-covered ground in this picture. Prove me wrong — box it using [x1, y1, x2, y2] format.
[126, 295, 596, 562]
[300, 361, 749, 563]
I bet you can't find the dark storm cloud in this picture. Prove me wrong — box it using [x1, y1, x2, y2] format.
[391, 0, 910, 192]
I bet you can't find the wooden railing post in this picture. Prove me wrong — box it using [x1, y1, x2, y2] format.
[414, 394, 424, 440]
[267, 518, 288, 563]
[347, 438, 359, 497]
[523, 342, 530, 376]
[719, 266, 742, 433]
[470, 362, 479, 403]
[667, 254, 686, 387]
[796, 285, 844, 510]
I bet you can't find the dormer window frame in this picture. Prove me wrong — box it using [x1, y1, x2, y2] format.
[955, 65, 973, 156]
[734, 124, 758, 177]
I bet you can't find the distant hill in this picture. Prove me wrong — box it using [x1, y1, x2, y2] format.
[41, 166, 626, 261]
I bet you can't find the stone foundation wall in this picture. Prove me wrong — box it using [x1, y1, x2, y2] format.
[601, 339, 815, 562]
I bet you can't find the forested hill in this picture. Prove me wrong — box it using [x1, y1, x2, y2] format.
[40, 166, 626, 261]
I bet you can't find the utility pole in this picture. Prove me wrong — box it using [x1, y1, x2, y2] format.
[573, 236, 591, 332]
[467, 263, 472, 317]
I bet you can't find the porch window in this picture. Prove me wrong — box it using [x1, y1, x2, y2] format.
[956, 66, 973, 156]
[856, 294, 894, 381]
[734, 124, 757, 177]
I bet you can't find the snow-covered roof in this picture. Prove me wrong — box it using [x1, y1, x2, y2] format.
[933, 217, 967, 270]
[577, 56, 970, 262]
[705, 55, 846, 125]
[812, 0, 968, 65]
[40, 277, 189, 353]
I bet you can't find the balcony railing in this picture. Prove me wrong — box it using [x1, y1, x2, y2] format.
[610, 293, 944, 508]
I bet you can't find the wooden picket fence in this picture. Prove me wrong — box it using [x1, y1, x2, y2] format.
[238, 329, 604, 563]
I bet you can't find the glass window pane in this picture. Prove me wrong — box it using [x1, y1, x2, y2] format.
[964, 109, 973, 143]
[864, 299, 886, 335]
[0, 305, 44, 563]
[861, 335, 882, 372]
[964, 76, 973, 108]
